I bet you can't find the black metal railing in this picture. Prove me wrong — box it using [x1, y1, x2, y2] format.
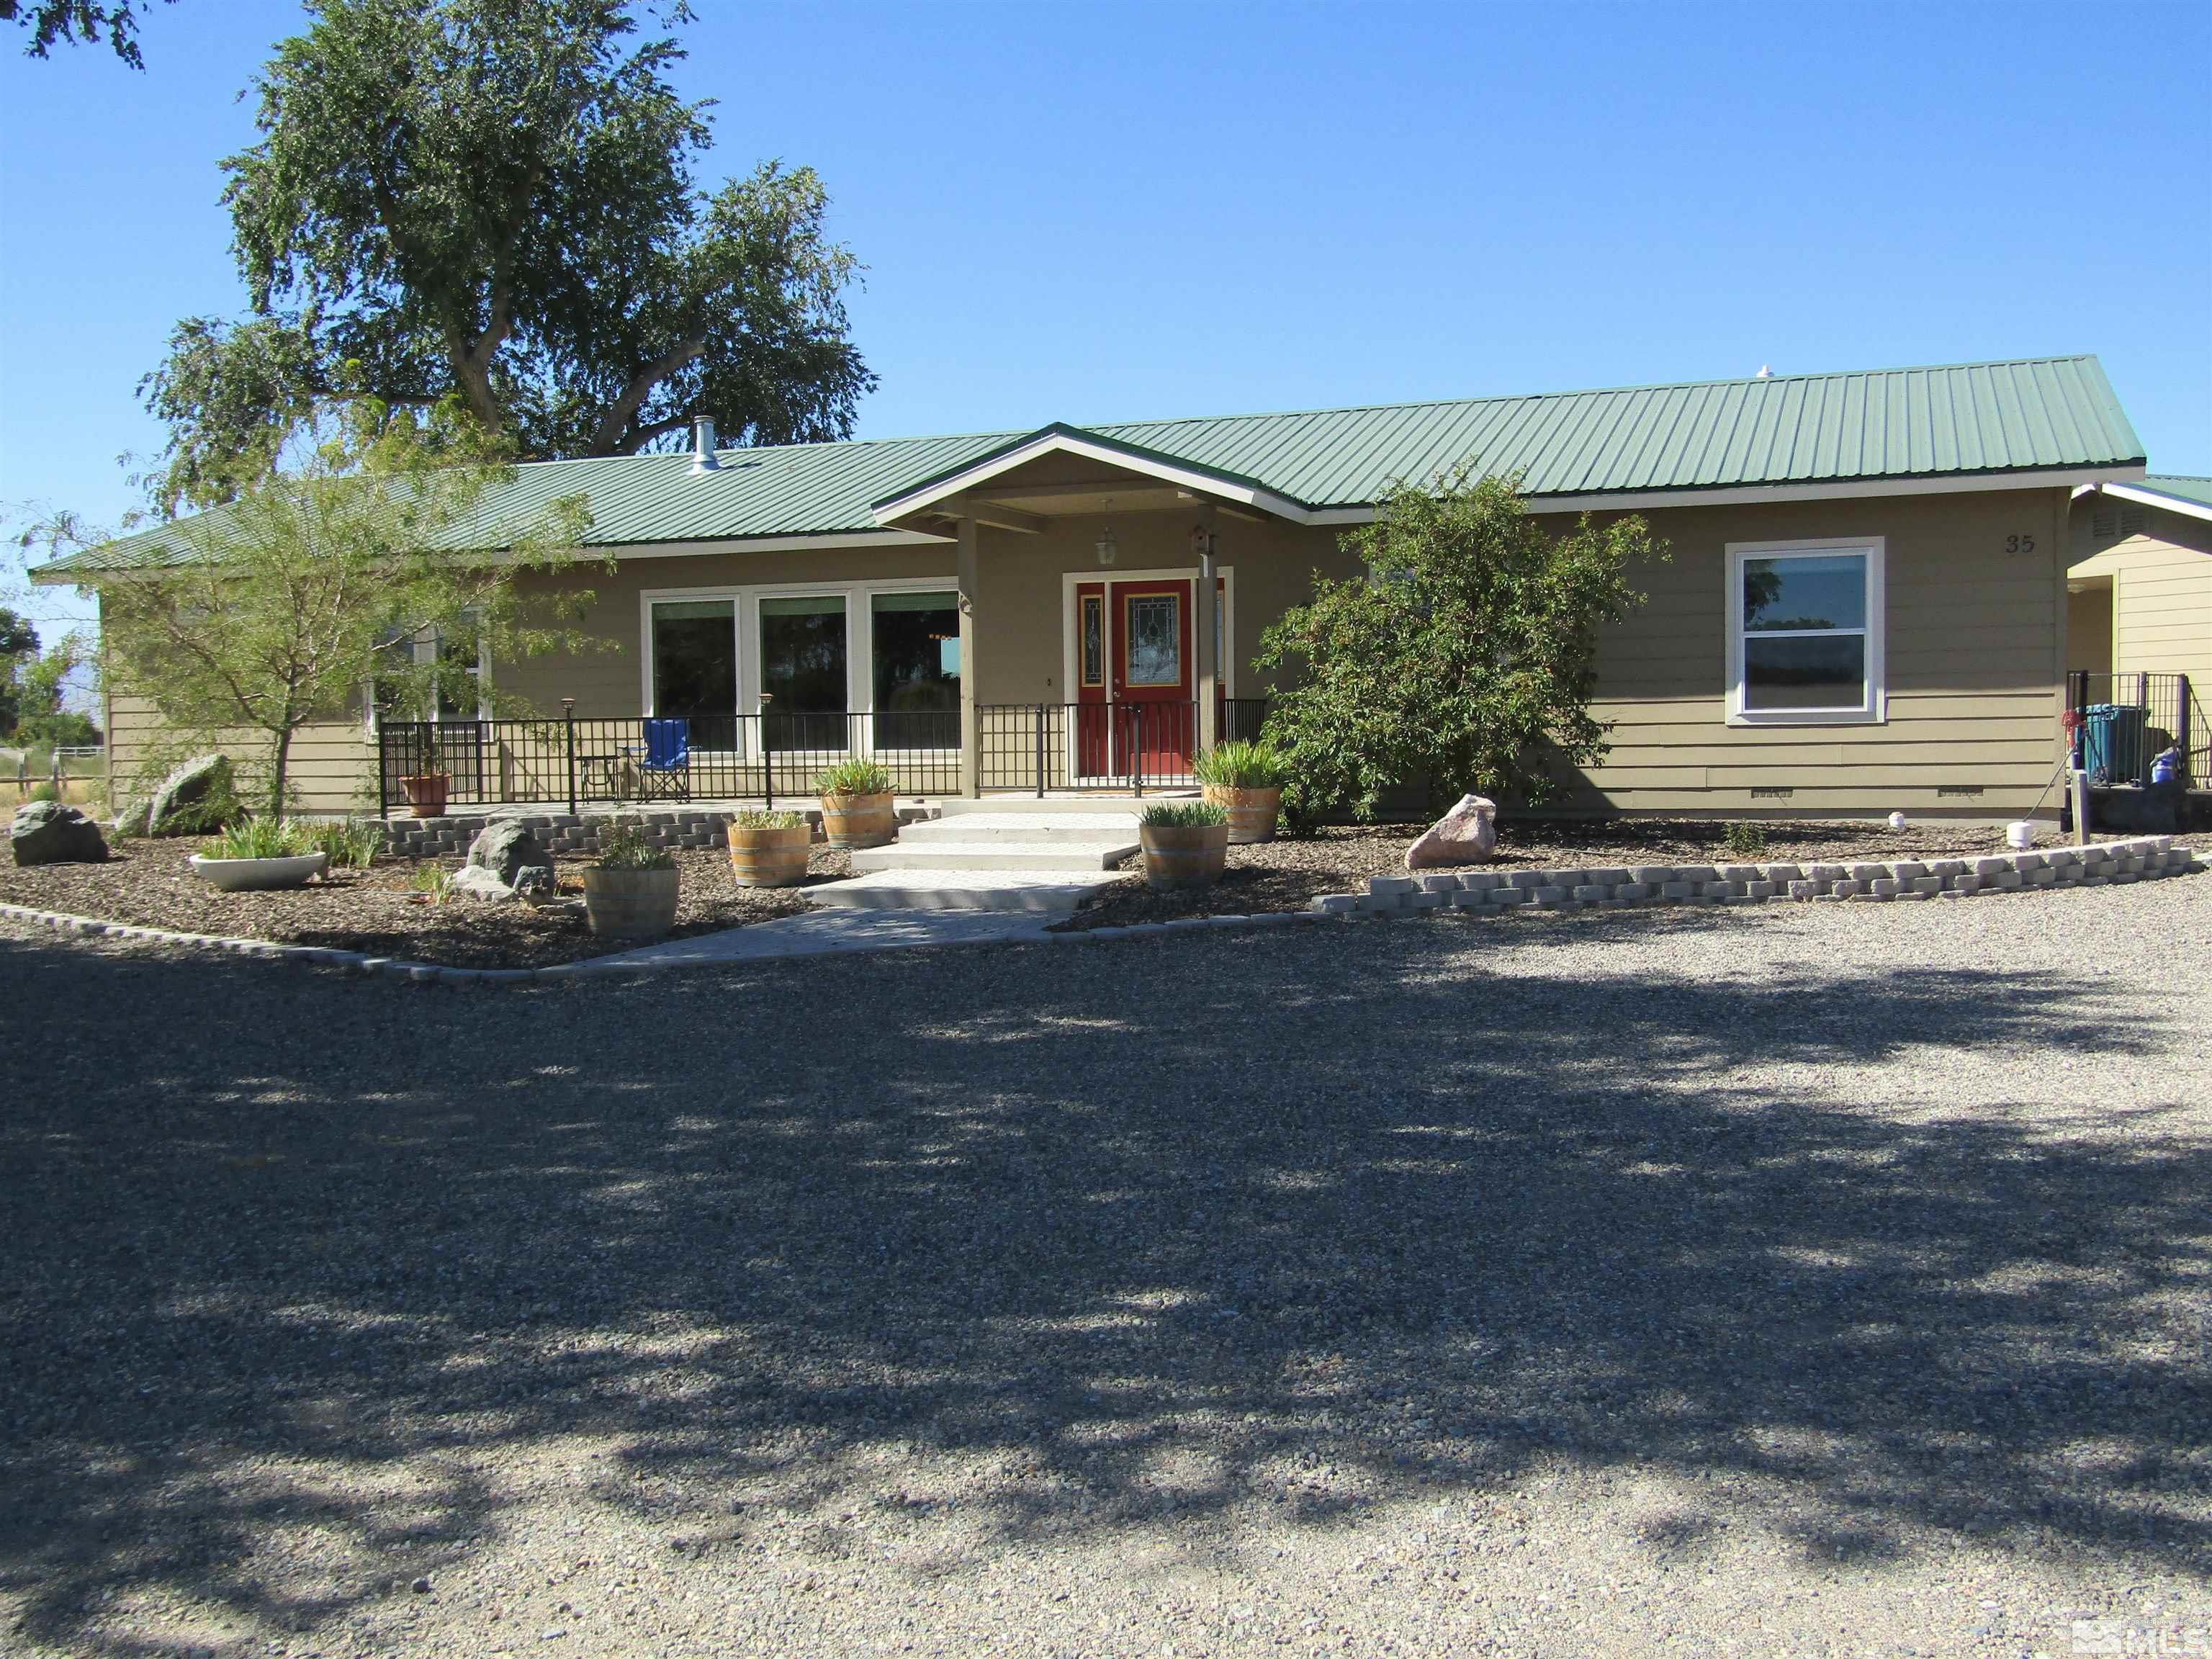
[378, 698, 1269, 812]
[378, 712, 962, 814]
[976, 698, 1269, 794]
[2066, 670, 2208, 787]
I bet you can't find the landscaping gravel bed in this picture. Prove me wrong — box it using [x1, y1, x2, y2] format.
[1066, 817, 2121, 928]
[1, 871, 2206, 1657]
[0, 838, 848, 968]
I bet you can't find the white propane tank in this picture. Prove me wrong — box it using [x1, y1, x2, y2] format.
[2006, 821, 2038, 850]
[1887, 811, 1907, 831]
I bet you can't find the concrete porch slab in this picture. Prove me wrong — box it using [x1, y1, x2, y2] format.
[809, 868, 1130, 913]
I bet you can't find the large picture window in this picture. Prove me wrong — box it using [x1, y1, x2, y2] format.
[759, 594, 849, 750]
[871, 590, 959, 750]
[1727, 540, 1884, 724]
[649, 599, 738, 748]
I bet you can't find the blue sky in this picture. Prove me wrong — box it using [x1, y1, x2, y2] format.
[3, 0, 2208, 631]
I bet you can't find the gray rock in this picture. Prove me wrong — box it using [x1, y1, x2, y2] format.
[1406, 793, 1498, 869]
[112, 797, 152, 837]
[12, 801, 109, 866]
[447, 865, 518, 903]
[146, 754, 235, 837]
[468, 820, 550, 887]
[511, 863, 555, 899]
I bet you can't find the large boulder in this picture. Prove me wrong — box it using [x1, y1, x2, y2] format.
[1406, 793, 1498, 869]
[467, 820, 550, 888]
[12, 800, 109, 866]
[146, 753, 235, 837]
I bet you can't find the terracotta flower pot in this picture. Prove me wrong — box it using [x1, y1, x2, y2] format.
[580, 865, 680, 940]
[398, 773, 449, 819]
[1201, 783, 1283, 844]
[818, 790, 896, 849]
[728, 822, 812, 887]
[1139, 822, 1231, 890]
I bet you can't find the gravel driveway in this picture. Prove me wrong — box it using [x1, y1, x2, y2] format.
[3, 873, 2208, 1657]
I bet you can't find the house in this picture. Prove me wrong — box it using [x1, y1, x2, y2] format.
[35, 354, 2148, 822]
[2067, 475, 2212, 785]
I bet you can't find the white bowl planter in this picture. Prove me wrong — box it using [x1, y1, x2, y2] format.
[187, 851, 329, 892]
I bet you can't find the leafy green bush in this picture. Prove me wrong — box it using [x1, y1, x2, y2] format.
[731, 808, 807, 830]
[1256, 466, 1663, 821]
[815, 757, 893, 796]
[1723, 821, 1767, 857]
[1192, 739, 1287, 790]
[27, 781, 60, 804]
[201, 818, 315, 860]
[306, 818, 385, 868]
[593, 822, 674, 871]
[1139, 800, 1228, 829]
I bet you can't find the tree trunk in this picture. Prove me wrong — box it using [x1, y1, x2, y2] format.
[270, 728, 293, 821]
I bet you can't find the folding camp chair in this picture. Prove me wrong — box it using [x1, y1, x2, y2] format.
[636, 717, 692, 801]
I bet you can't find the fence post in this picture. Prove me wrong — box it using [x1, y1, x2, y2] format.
[2178, 675, 2195, 785]
[375, 723, 388, 820]
[1035, 703, 1046, 799]
[562, 698, 577, 818]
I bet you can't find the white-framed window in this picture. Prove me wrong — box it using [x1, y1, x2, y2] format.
[363, 612, 489, 731]
[1725, 537, 1885, 726]
[638, 577, 959, 755]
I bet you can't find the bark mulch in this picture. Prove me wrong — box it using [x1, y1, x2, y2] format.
[0, 838, 850, 969]
[1059, 817, 2115, 930]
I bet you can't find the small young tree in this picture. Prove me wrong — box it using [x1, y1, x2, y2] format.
[35, 402, 600, 817]
[1255, 466, 1664, 822]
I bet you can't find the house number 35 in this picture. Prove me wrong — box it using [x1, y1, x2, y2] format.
[2004, 534, 2037, 554]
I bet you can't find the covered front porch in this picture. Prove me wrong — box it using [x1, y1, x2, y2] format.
[381, 425, 1326, 814]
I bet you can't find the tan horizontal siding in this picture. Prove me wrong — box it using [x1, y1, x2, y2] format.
[107, 693, 373, 816]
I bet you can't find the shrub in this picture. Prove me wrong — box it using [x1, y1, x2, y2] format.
[408, 862, 454, 903]
[1256, 466, 1663, 821]
[593, 822, 674, 871]
[27, 781, 60, 804]
[816, 757, 893, 796]
[202, 818, 315, 860]
[1723, 821, 1768, 857]
[1191, 739, 1287, 790]
[1139, 800, 1228, 829]
[732, 808, 807, 830]
[307, 818, 385, 868]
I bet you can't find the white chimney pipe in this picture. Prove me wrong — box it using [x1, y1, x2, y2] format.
[690, 415, 720, 474]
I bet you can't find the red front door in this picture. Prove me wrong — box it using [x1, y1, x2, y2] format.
[1111, 579, 1193, 777]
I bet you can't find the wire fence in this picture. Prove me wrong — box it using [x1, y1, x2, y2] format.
[5, 745, 104, 804]
[2066, 671, 2208, 788]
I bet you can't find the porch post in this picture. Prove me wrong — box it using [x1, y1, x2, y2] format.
[957, 507, 981, 798]
[1193, 502, 1220, 754]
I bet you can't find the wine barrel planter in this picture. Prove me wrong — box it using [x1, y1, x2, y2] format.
[580, 866, 680, 940]
[1202, 783, 1283, 845]
[398, 773, 449, 819]
[818, 791, 896, 850]
[728, 822, 812, 888]
[1139, 822, 1231, 890]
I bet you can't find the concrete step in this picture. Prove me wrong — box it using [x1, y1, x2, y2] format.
[811, 868, 1128, 914]
[935, 793, 1194, 817]
[899, 811, 1138, 843]
[848, 839, 1136, 873]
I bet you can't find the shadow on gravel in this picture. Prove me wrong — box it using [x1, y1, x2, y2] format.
[0, 920, 2205, 1647]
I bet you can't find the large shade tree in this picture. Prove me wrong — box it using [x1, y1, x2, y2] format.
[143, 0, 873, 508]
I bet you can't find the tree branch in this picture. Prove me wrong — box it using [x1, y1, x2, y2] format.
[587, 336, 706, 456]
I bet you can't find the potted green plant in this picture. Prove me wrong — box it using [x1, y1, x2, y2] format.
[188, 818, 330, 891]
[727, 808, 812, 887]
[397, 770, 449, 818]
[1192, 739, 1287, 844]
[1137, 800, 1231, 890]
[814, 757, 896, 849]
[580, 822, 679, 939]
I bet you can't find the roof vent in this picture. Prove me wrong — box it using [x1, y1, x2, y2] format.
[690, 415, 720, 475]
[1755, 364, 1772, 379]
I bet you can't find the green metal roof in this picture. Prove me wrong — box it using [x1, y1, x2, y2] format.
[2127, 475, 2212, 513]
[35, 354, 2144, 580]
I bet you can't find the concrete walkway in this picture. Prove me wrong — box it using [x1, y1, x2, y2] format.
[581, 906, 1057, 970]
